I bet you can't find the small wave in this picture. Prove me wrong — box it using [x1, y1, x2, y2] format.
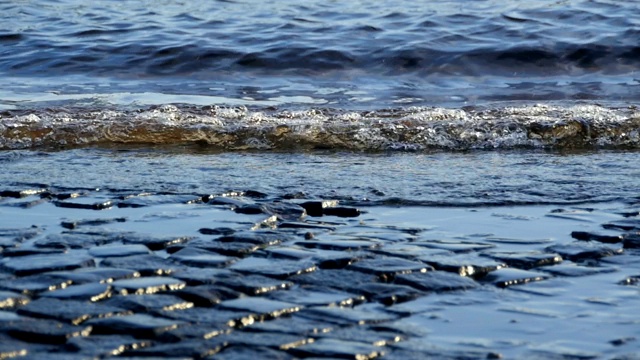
[1, 104, 639, 151]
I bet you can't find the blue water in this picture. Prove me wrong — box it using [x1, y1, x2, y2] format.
[1, 0, 640, 108]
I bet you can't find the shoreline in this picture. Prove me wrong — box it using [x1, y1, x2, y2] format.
[1, 185, 639, 358]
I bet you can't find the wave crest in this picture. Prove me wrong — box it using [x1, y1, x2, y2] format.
[1, 104, 639, 151]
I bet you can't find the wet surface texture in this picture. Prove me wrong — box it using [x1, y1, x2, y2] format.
[1, 186, 640, 358]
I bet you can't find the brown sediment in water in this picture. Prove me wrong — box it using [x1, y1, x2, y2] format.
[1, 104, 639, 150]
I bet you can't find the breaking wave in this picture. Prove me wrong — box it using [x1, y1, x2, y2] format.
[1, 104, 639, 151]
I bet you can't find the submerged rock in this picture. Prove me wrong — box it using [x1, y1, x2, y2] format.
[482, 251, 563, 269]
[0, 291, 29, 309]
[1, 252, 95, 276]
[40, 282, 112, 302]
[482, 268, 550, 288]
[347, 257, 432, 278]
[3, 318, 92, 344]
[17, 298, 130, 325]
[170, 247, 237, 268]
[229, 257, 317, 279]
[86, 313, 185, 338]
[571, 231, 623, 244]
[545, 242, 623, 262]
[288, 338, 385, 359]
[394, 271, 479, 292]
[111, 276, 186, 295]
[219, 297, 301, 322]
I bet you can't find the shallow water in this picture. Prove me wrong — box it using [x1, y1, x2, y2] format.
[1, 148, 639, 207]
[1, 0, 640, 357]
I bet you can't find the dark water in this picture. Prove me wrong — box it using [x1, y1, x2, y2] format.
[1, 0, 640, 110]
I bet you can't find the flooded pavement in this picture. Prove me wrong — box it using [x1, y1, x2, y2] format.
[1, 186, 639, 359]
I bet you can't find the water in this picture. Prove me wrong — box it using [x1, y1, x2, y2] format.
[1, 0, 639, 247]
[1, 2, 640, 357]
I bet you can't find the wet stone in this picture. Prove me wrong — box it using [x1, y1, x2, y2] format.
[117, 193, 202, 208]
[47, 267, 140, 284]
[296, 238, 381, 251]
[215, 345, 297, 360]
[207, 195, 252, 207]
[157, 306, 254, 329]
[122, 234, 193, 251]
[122, 338, 227, 358]
[174, 285, 243, 306]
[217, 274, 293, 296]
[290, 269, 378, 292]
[104, 293, 194, 313]
[171, 267, 238, 286]
[261, 202, 308, 220]
[323, 206, 361, 218]
[170, 247, 237, 268]
[1, 252, 95, 276]
[217, 231, 289, 246]
[86, 313, 186, 338]
[33, 232, 114, 249]
[482, 268, 551, 288]
[229, 257, 317, 279]
[268, 287, 366, 307]
[0, 188, 47, 198]
[1, 246, 66, 257]
[220, 331, 312, 350]
[482, 251, 563, 270]
[3, 318, 92, 344]
[288, 337, 385, 359]
[219, 297, 301, 321]
[188, 240, 261, 257]
[602, 219, 640, 231]
[61, 217, 127, 230]
[618, 275, 640, 286]
[0, 291, 29, 309]
[315, 325, 405, 347]
[347, 257, 432, 278]
[314, 249, 365, 269]
[350, 282, 426, 305]
[101, 254, 182, 276]
[88, 244, 150, 257]
[297, 303, 398, 326]
[262, 245, 319, 260]
[234, 204, 265, 215]
[0, 341, 28, 360]
[40, 282, 112, 302]
[372, 243, 451, 260]
[112, 276, 186, 295]
[154, 322, 228, 341]
[623, 233, 640, 249]
[545, 242, 623, 262]
[53, 198, 114, 210]
[483, 236, 553, 245]
[65, 334, 152, 357]
[539, 263, 618, 277]
[412, 239, 495, 253]
[414, 253, 504, 277]
[394, 271, 479, 292]
[298, 200, 340, 217]
[571, 231, 623, 244]
[17, 298, 130, 325]
[0, 227, 40, 244]
[246, 314, 335, 336]
[0, 274, 72, 295]
[198, 227, 236, 236]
